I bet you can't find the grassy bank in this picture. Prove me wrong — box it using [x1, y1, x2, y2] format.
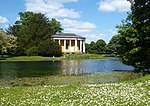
[0, 54, 104, 61]
[0, 75, 149, 106]
[64, 54, 104, 59]
[0, 72, 142, 87]
[0, 56, 61, 61]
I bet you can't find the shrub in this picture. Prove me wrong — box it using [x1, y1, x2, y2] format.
[38, 39, 62, 57]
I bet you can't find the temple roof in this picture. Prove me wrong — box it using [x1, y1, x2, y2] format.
[52, 33, 86, 39]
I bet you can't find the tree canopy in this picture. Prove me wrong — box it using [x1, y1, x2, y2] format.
[86, 39, 106, 54]
[0, 29, 17, 57]
[116, 0, 150, 72]
[106, 35, 121, 55]
[7, 11, 63, 56]
[38, 39, 62, 57]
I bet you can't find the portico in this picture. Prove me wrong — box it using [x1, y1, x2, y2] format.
[52, 33, 86, 54]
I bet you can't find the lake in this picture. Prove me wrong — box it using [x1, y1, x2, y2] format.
[0, 58, 134, 80]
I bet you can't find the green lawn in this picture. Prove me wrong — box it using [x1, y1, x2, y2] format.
[1, 56, 61, 61]
[64, 54, 104, 59]
[0, 75, 149, 106]
[0, 54, 105, 61]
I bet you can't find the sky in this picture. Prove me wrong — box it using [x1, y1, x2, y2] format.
[0, 0, 131, 43]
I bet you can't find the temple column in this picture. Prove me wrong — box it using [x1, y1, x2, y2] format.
[80, 40, 82, 53]
[75, 39, 77, 52]
[69, 40, 72, 53]
[58, 39, 60, 45]
[64, 39, 66, 53]
[83, 40, 85, 53]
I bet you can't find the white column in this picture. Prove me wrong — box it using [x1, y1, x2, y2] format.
[75, 39, 77, 52]
[69, 40, 72, 53]
[58, 40, 61, 45]
[64, 39, 66, 53]
[80, 40, 82, 53]
[83, 40, 85, 53]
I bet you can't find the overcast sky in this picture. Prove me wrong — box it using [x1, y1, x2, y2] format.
[0, 0, 131, 43]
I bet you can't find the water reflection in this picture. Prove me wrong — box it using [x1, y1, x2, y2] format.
[61, 59, 134, 75]
[0, 61, 62, 80]
[0, 59, 134, 80]
[61, 60, 84, 75]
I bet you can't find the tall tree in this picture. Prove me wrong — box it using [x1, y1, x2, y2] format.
[7, 11, 63, 56]
[106, 35, 121, 55]
[6, 12, 34, 36]
[95, 39, 106, 54]
[18, 12, 51, 49]
[49, 18, 63, 35]
[86, 41, 97, 54]
[130, 0, 150, 71]
[117, 0, 150, 72]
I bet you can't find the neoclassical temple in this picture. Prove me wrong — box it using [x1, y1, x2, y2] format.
[52, 33, 86, 54]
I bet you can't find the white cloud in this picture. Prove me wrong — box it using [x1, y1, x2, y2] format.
[85, 29, 118, 43]
[58, 18, 117, 43]
[55, 0, 78, 3]
[85, 33, 104, 43]
[0, 16, 9, 28]
[0, 16, 9, 24]
[60, 18, 96, 34]
[98, 0, 131, 12]
[25, 0, 80, 18]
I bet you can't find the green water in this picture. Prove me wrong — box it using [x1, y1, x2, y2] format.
[0, 59, 133, 80]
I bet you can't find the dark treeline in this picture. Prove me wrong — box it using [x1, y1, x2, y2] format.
[85, 37, 120, 55]
[85, 39, 106, 54]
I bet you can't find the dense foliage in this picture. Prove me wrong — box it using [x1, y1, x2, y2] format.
[106, 35, 121, 55]
[0, 29, 17, 57]
[86, 39, 106, 54]
[116, 0, 150, 72]
[38, 39, 62, 57]
[7, 11, 63, 57]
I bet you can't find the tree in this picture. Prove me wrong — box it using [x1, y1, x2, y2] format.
[85, 41, 97, 54]
[106, 35, 121, 55]
[7, 11, 63, 56]
[6, 12, 34, 36]
[0, 29, 17, 57]
[0, 29, 7, 56]
[95, 39, 106, 54]
[130, 0, 150, 71]
[18, 12, 51, 50]
[38, 39, 62, 57]
[6, 24, 20, 36]
[49, 18, 63, 35]
[85, 43, 90, 53]
[117, 0, 150, 72]
[85, 39, 106, 54]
